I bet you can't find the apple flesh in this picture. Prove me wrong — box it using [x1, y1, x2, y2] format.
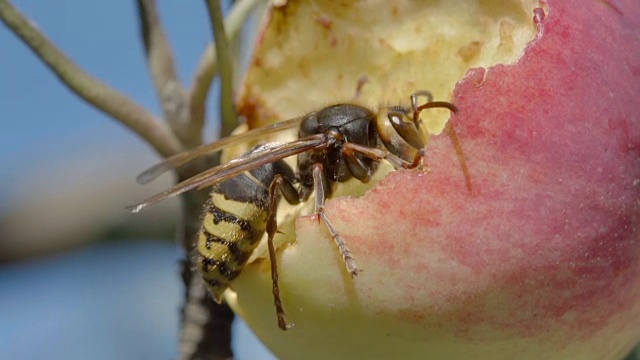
[228, 0, 640, 359]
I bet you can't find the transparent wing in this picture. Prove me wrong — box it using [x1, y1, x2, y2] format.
[126, 134, 327, 213]
[137, 116, 305, 184]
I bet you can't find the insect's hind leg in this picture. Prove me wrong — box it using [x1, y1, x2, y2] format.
[266, 174, 300, 330]
[311, 163, 360, 277]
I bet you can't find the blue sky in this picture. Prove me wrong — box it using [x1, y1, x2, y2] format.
[0, 1, 274, 359]
[0, 1, 214, 201]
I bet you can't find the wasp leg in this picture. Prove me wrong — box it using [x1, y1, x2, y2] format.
[342, 142, 423, 170]
[266, 174, 300, 330]
[311, 163, 360, 277]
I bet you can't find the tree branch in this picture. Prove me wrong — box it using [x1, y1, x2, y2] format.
[204, 0, 238, 138]
[136, 2, 239, 359]
[190, 0, 260, 137]
[177, 3, 263, 359]
[0, 0, 182, 158]
[179, 260, 234, 360]
[136, 0, 197, 148]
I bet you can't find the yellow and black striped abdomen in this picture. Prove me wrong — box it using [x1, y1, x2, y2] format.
[197, 192, 267, 302]
[196, 150, 296, 303]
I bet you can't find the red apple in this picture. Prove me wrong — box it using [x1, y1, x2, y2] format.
[227, 0, 640, 359]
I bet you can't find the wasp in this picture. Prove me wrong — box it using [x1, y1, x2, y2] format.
[127, 90, 470, 330]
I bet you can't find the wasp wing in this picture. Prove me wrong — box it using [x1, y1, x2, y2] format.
[137, 116, 305, 184]
[127, 134, 327, 213]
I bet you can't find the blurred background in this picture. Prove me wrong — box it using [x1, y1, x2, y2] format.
[0, 1, 274, 359]
[2, 2, 638, 360]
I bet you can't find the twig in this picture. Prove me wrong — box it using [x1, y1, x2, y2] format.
[179, 3, 263, 359]
[204, 0, 238, 138]
[189, 0, 260, 136]
[0, 0, 182, 158]
[136, 0, 196, 147]
[179, 3, 251, 359]
[179, 264, 234, 360]
[137, 1, 239, 358]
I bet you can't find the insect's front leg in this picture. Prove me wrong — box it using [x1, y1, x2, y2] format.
[311, 163, 360, 277]
[342, 142, 424, 170]
[266, 174, 300, 330]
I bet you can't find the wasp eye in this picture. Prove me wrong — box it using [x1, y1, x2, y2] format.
[388, 111, 426, 150]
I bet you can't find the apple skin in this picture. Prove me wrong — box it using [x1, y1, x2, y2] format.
[229, 0, 640, 359]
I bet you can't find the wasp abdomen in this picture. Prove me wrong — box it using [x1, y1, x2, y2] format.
[197, 190, 268, 302]
[196, 149, 296, 303]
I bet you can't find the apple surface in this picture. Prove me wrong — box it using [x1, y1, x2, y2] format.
[226, 0, 640, 359]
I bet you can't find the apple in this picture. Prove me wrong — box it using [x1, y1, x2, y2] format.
[226, 0, 640, 359]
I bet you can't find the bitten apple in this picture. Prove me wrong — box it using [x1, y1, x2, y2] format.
[228, 0, 640, 359]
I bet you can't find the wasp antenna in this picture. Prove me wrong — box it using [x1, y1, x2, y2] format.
[417, 101, 458, 114]
[410, 90, 434, 111]
[444, 122, 473, 193]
